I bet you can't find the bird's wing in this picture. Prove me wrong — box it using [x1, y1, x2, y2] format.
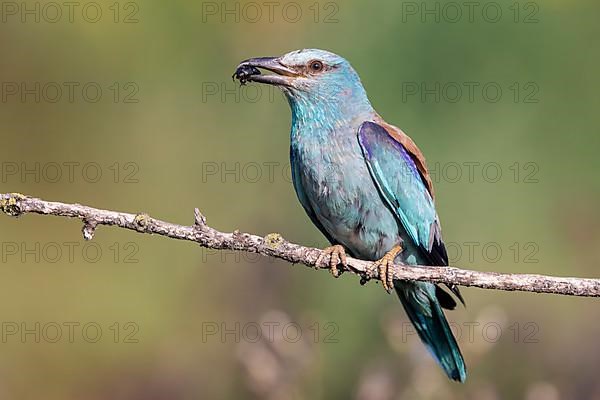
[373, 116, 436, 199]
[358, 120, 464, 306]
[358, 120, 444, 260]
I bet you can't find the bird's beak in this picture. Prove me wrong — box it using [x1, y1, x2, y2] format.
[234, 57, 298, 87]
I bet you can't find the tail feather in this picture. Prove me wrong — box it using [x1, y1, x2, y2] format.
[395, 282, 467, 382]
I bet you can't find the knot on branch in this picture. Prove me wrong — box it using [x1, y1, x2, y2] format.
[133, 213, 151, 232]
[82, 219, 98, 240]
[231, 229, 253, 249]
[0, 193, 25, 217]
[264, 233, 284, 249]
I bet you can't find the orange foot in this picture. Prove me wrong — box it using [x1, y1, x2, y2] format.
[315, 245, 348, 278]
[368, 245, 403, 293]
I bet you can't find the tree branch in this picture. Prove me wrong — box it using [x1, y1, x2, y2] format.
[1, 193, 599, 297]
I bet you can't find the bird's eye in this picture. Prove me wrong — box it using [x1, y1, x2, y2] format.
[308, 60, 324, 72]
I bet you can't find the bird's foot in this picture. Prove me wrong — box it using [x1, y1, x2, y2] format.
[367, 245, 403, 294]
[315, 245, 348, 278]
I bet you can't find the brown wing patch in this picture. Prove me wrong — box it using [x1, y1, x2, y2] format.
[373, 115, 435, 199]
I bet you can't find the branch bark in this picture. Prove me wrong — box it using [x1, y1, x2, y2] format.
[2, 193, 599, 297]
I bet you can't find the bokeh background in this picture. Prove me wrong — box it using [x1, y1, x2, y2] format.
[1, 0, 599, 398]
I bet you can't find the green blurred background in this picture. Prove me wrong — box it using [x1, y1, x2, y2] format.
[1, 0, 599, 398]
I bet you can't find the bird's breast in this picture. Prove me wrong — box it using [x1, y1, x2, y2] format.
[290, 126, 400, 260]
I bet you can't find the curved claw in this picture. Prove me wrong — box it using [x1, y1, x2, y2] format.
[315, 245, 348, 278]
[368, 245, 403, 294]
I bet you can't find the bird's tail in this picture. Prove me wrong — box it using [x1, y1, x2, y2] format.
[395, 281, 466, 382]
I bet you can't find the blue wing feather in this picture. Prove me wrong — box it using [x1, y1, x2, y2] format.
[358, 121, 442, 256]
[358, 121, 462, 303]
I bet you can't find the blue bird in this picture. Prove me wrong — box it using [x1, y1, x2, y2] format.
[234, 49, 466, 382]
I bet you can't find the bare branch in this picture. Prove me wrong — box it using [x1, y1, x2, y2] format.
[1, 193, 599, 297]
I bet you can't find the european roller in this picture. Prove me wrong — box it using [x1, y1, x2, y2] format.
[234, 49, 466, 382]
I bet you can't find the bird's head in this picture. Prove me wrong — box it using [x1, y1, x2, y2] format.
[234, 49, 373, 117]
